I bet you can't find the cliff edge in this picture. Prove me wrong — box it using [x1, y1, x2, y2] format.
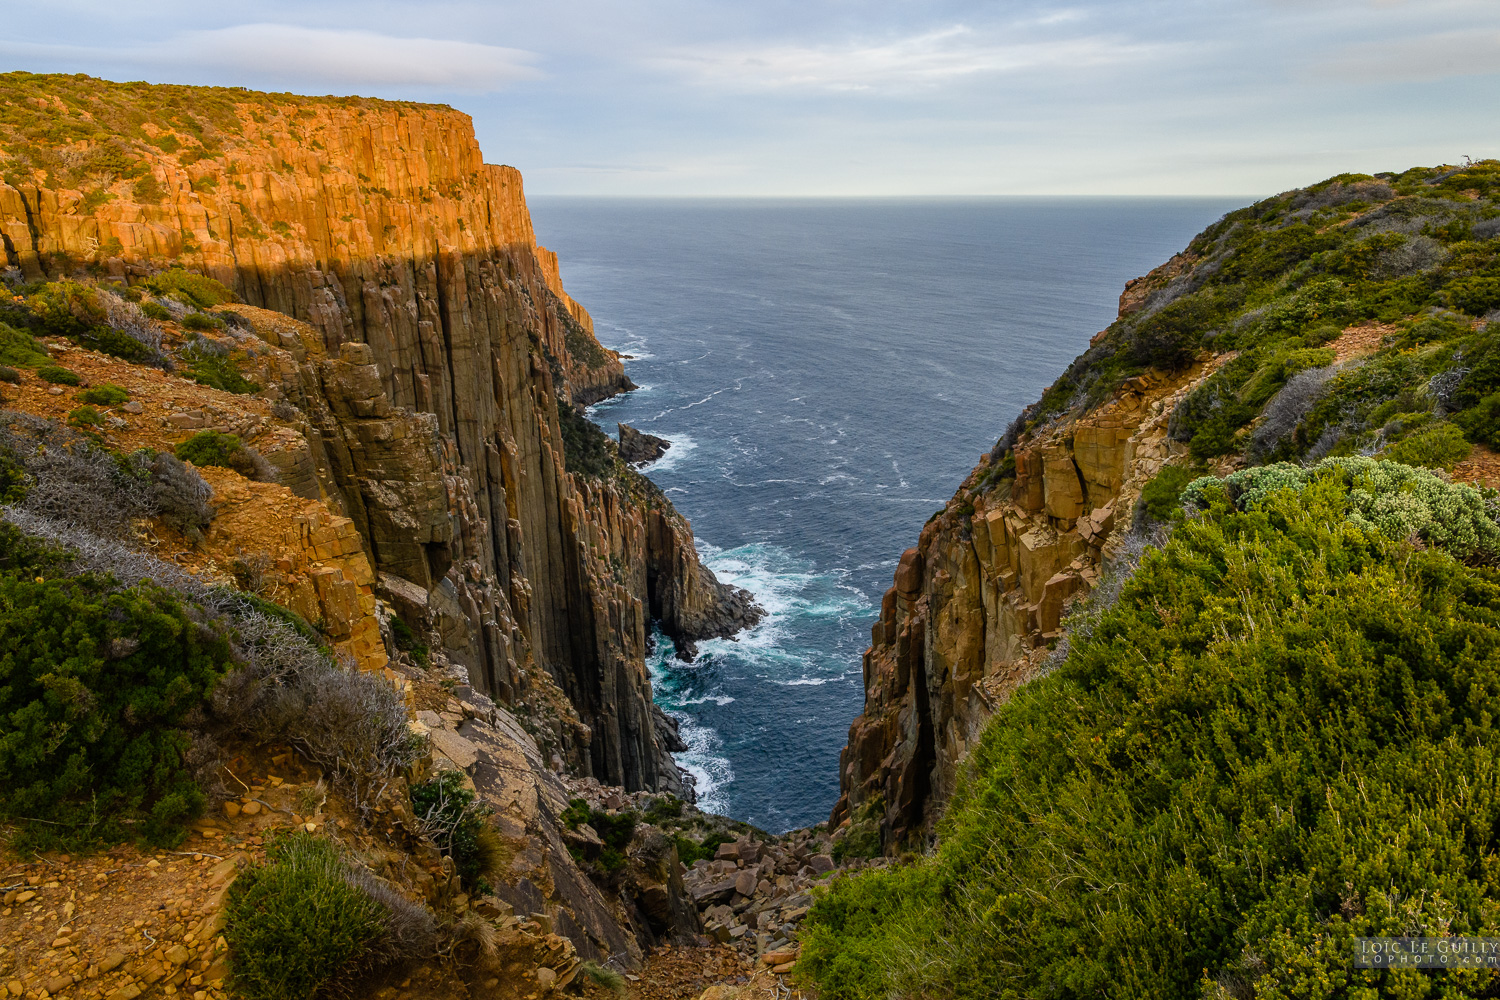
[832, 162, 1500, 852]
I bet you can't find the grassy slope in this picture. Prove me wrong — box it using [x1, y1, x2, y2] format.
[802, 165, 1500, 999]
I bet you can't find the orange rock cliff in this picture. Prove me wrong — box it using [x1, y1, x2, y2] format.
[0, 73, 756, 797]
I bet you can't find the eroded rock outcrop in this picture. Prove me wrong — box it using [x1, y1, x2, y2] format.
[618, 422, 670, 466]
[832, 260, 1237, 851]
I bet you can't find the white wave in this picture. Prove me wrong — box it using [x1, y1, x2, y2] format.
[635, 432, 697, 472]
[646, 634, 734, 813]
[597, 324, 653, 361]
[675, 719, 733, 816]
[780, 676, 836, 686]
[677, 693, 736, 706]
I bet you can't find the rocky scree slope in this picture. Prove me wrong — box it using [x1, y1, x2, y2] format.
[832, 162, 1500, 852]
[0, 71, 760, 796]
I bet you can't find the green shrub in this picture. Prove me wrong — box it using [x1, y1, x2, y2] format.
[66, 405, 102, 429]
[24, 280, 104, 337]
[642, 795, 684, 825]
[1182, 456, 1500, 561]
[560, 796, 640, 873]
[0, 522, 236, 847]
[556, 400, 613, 478]
[388, 616, 428, 666]
[1380, 420, 1473, 470]
[181, 311, 225, 331]
[76, 324, 155, 364]
[1138, 464, 1198, 522]
[133, 174, 164, 204]
[0, 322, 50, 368]
[0, 451, 28, 505]
[832, 822, 882, 864]
[1456, 392, 1500, 446]
[410, 770, 504, 893]
[175, 429, 245, 467]
[174, 430, 269, 480]
[37, 365, 80, 385]
[801, 472, 1500, 1000]
[0, 367, 17, 384]
[560, 797, 590, 828]
[1443, 275, 1500, 315]
[225, 833, 388, 1000]
[77, 383, 129, 406]
[673, 832, 734, 866]
[143, 267, 235, 308]
[140, 301, 171, 321]
[179, 339, 259, 394]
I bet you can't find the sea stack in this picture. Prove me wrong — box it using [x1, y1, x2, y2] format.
[619, 422, 672, 465]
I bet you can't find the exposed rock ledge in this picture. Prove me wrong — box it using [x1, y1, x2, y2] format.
[619, 422, 671, 466]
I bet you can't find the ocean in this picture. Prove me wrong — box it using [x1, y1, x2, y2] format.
[527, 197, 1245, 832]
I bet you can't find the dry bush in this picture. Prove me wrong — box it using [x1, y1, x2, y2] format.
[344, 864, 439, 969]
[0, 413, 215, 540]
[1374, 235, 1449, 279]
[97, 287, 170, 368]
[437, 912, 498, 963]
[231, 551, 273, 594]
[222, 656, 424, 811]
[1248, 365, 1336, 461]
[0, 412, 154, 536]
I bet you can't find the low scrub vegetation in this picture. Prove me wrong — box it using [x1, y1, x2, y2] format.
[561, 797, 640, 874]
[0, 323, 51, 368]
[556, 399, 615, 478]
[992, 162, 1500, 478]
[0, 414, 423, 844]
[0, 522, 235, 847]
[179, 337, 260, 394]
[37, 364, 79, 385]
[175, 429, 275, 482]
[410, 770, 505, 893]
[225, 832, 434, 1000]
[2, 280, 168, 367]
[142, 267, 236, 309]
[77, 382, 130, 406]
[801, 464, 1500, 999]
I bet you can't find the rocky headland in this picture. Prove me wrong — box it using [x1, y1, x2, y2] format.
[0, 72, 794, 1000]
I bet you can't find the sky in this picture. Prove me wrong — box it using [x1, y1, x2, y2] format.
[2, 1, 1497, 197]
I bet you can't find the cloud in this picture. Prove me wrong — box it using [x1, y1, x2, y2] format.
[0, 23, 543, 92]
[651, 24, 1165, 93]
[1315, 29, 1500, 81]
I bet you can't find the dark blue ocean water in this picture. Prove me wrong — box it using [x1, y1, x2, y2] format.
[528, 197, 1243, 832]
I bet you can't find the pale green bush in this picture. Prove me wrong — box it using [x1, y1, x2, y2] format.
[1182, 456, 1500, 561]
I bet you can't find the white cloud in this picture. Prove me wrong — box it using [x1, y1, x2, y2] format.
[0, 24, 543, 92]
[651, 25, 1166, 93]
[179, 24, 542, 90]
[1315, 29, 1500, 81]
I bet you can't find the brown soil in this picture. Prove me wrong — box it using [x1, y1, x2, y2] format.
[617, 944, 806, 1000]
[1, 340, 282, 459]
[1453, 442, 1500, 489]
[1329, 322, 1395, 362]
